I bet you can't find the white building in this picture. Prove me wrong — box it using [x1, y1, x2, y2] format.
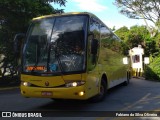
[129, 45, 144, 77]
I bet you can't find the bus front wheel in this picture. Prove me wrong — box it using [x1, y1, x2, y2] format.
[89, 79, 107, 102]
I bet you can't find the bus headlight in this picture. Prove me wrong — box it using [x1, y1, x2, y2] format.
[65, 81, 85, 87]
[72, 82, 78, 87]
[21, 81, 31, 87]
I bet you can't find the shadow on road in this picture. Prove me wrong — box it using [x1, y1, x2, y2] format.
[1, 78, 160, 114]
[31, 83, 128, 112]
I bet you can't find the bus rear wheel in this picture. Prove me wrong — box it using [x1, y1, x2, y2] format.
[89, 79, 107, 102]
[123, 72, 130, 86]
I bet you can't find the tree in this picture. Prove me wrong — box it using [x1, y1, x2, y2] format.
[115, 25, 149, 47]
[0, 0, 66, 79]
[0, 0, 66, 32]
[114, 26, 129, 42]
[115, 25, 158, 56]
[114, 0, 160, 37]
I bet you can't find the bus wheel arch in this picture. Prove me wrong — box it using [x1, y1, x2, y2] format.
[101, 74, 108, 88]
[89, 74, 108, 102]
[99, 74, 108, 98]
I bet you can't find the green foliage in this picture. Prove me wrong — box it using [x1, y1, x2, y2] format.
[144, 56, 160, 81]
[130, 26, 150, 39]
[145, 40, 159, 57]
[0, 0, 65, 32]
[154, 32, 160, 48]
[127, 32, 143, 48]
[143, 32, 160, 81]
[115, 26, 129, 42]
[156, 20, 160, 31]
[115, 25, 160, 58]
[115, 25, 151, 55]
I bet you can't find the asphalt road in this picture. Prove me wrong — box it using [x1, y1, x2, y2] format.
[0, 78, 160, 120]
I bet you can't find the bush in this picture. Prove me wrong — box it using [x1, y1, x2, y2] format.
[144, 56, 160, 81]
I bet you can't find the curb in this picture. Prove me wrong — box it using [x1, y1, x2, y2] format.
[0, 86, 19, 91]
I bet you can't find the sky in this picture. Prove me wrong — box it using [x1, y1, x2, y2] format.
[51, 0, 153, 30]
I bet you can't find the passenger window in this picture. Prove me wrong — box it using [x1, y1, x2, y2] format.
[88, 18, 100, 70]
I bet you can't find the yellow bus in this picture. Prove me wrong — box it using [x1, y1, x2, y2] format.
[16, 12, 131, 102]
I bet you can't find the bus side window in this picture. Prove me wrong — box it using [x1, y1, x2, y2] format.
[88, 17, 100, 69]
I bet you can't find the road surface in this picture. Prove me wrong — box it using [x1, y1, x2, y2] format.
[0, 78, 160, 119]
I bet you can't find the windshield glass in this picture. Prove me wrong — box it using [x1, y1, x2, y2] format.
[23, 15, 87, 74]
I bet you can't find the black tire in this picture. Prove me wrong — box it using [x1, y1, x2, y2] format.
[123, 72, 130, 86]
[89, 79, 107, 102]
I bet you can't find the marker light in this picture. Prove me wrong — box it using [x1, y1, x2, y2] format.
[79, 91, 84, 96]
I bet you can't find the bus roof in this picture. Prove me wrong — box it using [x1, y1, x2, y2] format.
[32, 12, 107, 30]
[32, 12, 99, 21]
[32, 12, 119, 40]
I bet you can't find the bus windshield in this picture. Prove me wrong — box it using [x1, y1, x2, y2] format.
[23, 15, 87, 74]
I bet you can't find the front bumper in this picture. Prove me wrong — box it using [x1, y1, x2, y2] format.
[20, 85, 88, 100]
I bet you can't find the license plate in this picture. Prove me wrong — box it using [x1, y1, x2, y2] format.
[41, 91, 53, 96]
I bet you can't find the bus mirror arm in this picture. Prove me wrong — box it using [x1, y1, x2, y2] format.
[14, 33, 25, 56]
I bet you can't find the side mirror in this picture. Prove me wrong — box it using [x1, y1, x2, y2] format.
[14, 33, 25, 53]
[14, 33, 25, 56]
[123, 57, 128, 64]
[91, 39, 98, 55]
[144, 57, 149, 64]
